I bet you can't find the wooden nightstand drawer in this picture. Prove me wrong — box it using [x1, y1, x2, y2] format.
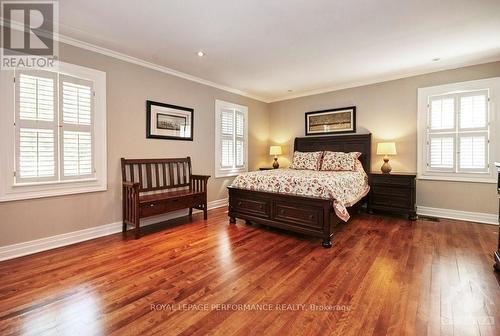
[370, 175, 413, 187]
[368, 172, 417, 220]
[371, 195, 411, 209]
[371, 185, 409, 198]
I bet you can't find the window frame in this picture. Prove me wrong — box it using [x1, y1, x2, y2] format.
[214, 99, 248, 178]
[417, 77, 500, 184]
[0, 62, 107, 202]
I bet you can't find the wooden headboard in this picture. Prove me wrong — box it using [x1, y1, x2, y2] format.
[294, 133, 372, 173]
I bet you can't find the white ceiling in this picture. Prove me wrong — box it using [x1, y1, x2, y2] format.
[58, 0, 500, 102]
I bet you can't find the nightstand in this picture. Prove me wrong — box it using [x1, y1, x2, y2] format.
[368, 172, 417, 220]
[259, 167, 274, 171]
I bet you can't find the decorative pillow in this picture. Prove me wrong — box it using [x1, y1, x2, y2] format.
[320, 151, 361, 171]
[289, 151, 323, 170]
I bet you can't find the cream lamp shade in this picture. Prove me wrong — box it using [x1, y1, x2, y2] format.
[376, 142, 397, 174]
[269, 145, 282, 156]
[376, 142, 397, 156]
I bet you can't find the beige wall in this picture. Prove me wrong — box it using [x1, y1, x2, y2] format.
[0, 43, 269, 246]
[269, 61, 500, 215]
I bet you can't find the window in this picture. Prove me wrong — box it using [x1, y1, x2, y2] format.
[0, 62, 107, 201]
[417, 78, 500, 183]
[215, 100, 248, 177]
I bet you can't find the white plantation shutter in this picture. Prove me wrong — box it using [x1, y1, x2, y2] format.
[63, 131, 93, 176]
[62, 81, 92, 125]
[430, 96, 454, 130]
[221, 109, 234, 135]
[427, 96, 456, 171]
[459, 134, 487, 170]
[426, 90, 490, 174]
[460, 93, 487, 129]
[235, 111, 244, 136]
[15, 70, 58, 183]
[220, 109, 234, 168]
[60, 75, 94, 179]
[235, 140, 244, 167]
[457, 91, 489, 172]
[235, 111, 245, 167]
[218, 107, 244, 170]
[18, 128, 55, 178]
[18, 74, 55, 121]
[13, 70, 96, 185]
[429, 135, 454, 169]
[221, 139, 234, 168]
[215, 100, 248, 177]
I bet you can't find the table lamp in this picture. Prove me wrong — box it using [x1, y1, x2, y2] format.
[269, 145, 282, 169]
[376, 142, 397, 174]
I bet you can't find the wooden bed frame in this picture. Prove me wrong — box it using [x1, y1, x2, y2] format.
[227, 133, 372, 248]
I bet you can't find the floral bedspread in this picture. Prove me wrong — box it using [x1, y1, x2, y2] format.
[231, 168, 369, 222]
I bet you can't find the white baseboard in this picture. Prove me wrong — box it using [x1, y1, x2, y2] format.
[0, 198, 228, 262]
[417, 206, 498, 225]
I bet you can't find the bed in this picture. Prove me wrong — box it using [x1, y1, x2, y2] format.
[227, 133, 372, 248]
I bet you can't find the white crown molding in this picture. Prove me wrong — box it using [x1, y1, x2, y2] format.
[268, 57, 500, 103]
[417, 206, 499, 225]
[59, 33, 500, 104]
[56, 34, 272, 103]
[3, 21, 500, 105]
[0, 198, 228, 261]
[0, 18, 269, 102]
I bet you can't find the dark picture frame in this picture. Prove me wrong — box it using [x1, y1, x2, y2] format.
[146, 100, 194, 141]
[305, 106, 356, 136]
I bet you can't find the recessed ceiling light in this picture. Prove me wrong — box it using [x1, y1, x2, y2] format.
[197, 51, 205, 57]
[432, 57, 441, 62]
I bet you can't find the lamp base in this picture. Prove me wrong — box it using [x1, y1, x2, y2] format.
[381, 158, 392, 174]
[272, 157, 279, 169]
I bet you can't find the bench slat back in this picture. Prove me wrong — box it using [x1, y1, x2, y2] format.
[121, 157, 192, 192]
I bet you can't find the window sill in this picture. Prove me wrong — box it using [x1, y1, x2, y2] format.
[13, 178, 98, 188]
[0, 180, 107, 202]
[215, 170, 247, 178]
[417, 175, 496, 184]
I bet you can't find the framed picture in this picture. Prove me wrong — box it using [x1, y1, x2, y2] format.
[305, 106, 356, 135]
[146, 100, 193, 141]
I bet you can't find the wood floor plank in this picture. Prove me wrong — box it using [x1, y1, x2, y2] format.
[0, 208, 499, 336]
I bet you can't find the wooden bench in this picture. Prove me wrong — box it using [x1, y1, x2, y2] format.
[121, 157, 210, 238]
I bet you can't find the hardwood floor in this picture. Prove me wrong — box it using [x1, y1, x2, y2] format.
[0, 208, 499, 336]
